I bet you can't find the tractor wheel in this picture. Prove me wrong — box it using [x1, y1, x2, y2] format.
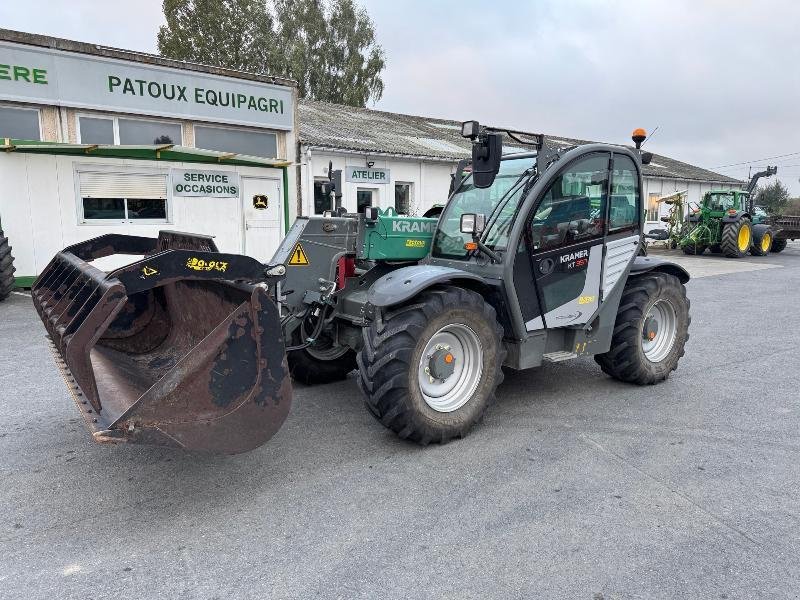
[750, 227, 773, 256]
[287, 322, 357, 385]
[595, 272, 690, 385]
[720, 217, 752, 258]
[357, 286, 505, 444]
[770, 238, 788, 253]
[0, 231, 16, 302]
[682, 243, 706, 255]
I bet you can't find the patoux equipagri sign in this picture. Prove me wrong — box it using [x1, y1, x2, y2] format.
[0, 41, 294, 130]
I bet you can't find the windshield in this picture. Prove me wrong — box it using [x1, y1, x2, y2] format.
[706, 192, 736, 211]
[432, 156, 536, 259]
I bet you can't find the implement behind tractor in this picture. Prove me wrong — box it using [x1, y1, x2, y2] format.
[33, 124, 692, 454]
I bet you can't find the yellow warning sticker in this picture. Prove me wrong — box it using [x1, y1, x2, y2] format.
[141, 266, 159, 277]
[288, 243, 310, 266]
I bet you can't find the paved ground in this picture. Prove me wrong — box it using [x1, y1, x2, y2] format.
[2, 244, 800, 599]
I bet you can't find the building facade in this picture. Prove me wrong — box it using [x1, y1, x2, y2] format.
[0, 29, 299, 284]
[297, 100, 742, 231]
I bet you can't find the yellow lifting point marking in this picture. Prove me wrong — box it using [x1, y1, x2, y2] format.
[288, 243, 310, 266]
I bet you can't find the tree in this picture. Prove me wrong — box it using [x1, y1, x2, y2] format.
[157, 0, 385, 107]
[754, 179, 791, 215]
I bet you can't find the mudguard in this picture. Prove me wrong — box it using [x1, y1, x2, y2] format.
[628, 256, 690, 284]
[721, 211, 750, 223]
[367, 265, 484, 307]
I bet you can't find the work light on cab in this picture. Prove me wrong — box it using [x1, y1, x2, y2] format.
[461, 120, 480, 139]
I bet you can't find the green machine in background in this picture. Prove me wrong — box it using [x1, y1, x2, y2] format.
[680, 166, 777, 258]
[0, 216, 16, 301]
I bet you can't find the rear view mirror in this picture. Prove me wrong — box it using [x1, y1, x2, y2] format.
[460, 213, 486, 235]
[471, 132, 503, 189]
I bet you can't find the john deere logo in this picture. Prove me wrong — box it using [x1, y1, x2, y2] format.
[253, 195, 268, 210]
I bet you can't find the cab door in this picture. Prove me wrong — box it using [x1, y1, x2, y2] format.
[518, 152, 610, 331]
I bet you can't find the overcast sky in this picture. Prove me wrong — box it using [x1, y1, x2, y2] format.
[2, 0, 798, 193]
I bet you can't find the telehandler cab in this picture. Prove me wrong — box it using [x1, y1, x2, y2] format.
[32, 124, 691, 453]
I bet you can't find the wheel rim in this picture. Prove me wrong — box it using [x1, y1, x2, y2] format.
[738, 224, 751, 251]
[641, 299, 678, 363]
[417, 323, 483, 412]
[761, 233, 771, 252]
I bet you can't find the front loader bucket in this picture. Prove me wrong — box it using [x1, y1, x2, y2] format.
[31, 232, 292, 454]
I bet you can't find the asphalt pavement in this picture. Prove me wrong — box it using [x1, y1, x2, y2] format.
[2, 244, 800, 599]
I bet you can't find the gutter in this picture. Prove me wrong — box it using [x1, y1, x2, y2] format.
[301, 144, 464, 165]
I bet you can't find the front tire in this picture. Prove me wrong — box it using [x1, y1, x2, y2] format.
[287, 322, 357, 384]
[720, 217, 752, 258]
[682, 243, 706, 255]
[595, 273, 690, 385]
[357, 286, 505, 444]
[750, 227, 773, 256]
[0, 231, 15, 302]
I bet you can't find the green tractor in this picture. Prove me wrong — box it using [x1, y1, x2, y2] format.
[680, 166, 777, 258]
[0, 217, 16, 302]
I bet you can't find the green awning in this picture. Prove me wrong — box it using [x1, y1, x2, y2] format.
[1, 138, 291, 168]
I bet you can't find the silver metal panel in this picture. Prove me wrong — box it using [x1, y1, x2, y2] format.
[602, 235, 639, 297]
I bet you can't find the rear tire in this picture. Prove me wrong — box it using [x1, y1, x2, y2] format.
[0, 231, 16, 302]
[357, 286, 505, 444]
[771, 238, 787, 253]
[750, 227, 773, 256]
[595, 273, 690, 385]
[720, 217, 752, 258]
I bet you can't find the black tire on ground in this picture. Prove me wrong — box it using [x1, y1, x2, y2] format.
[357, 286, 505, 445]
[750, 226, 773, 256]
[720, 217, 752, 258]
[287, 323, 357, 384]
[770, 238, 788, 253]
[709, 245, 722, 254]
[0, 231, 16, 302]
[682, 243, 706, 255]
[595, 272, 690, 385]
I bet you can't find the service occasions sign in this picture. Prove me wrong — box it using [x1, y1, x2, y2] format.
[171, 169, 240, 197]
[0, 41, 293, 130]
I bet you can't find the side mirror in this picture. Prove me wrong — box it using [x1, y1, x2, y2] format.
[471, 132, 503, 189]
[365, 206, 379, 221]
[641, 151, 653, 165]
[460, 213, 486, 235]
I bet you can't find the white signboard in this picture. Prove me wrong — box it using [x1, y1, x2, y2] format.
[345, 167, 390, 184]
[172, 169, 240, 197]
[0, 41, 294, 130]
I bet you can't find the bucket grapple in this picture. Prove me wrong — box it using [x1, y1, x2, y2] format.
[31, 231, 291, 454]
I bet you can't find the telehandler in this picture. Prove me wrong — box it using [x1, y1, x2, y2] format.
[32, 125, 691, 454]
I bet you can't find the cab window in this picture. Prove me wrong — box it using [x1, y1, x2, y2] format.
[608, 154, 640, 233]
[529, 153, 609, 252]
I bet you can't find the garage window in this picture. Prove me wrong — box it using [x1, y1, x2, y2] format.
[77, 115, 182, 145]
[0, 105, 41, 140]
[194, 125, 278, 158]
[78, 171, 169, 223]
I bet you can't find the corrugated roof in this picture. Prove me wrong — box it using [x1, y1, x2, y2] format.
[299, 99, 742, 185]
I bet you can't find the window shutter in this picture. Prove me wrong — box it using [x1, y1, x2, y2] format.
[79, 172, 167, 199]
